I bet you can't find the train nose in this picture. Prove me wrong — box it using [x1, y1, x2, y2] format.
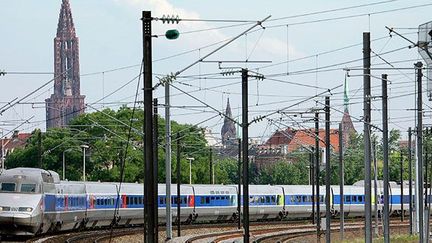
[0, 209, 39, 235]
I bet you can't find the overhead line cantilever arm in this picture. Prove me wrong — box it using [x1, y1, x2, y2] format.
[174, 15, 272, 77]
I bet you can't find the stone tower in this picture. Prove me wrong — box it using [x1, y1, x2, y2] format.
[45, 0, 85, 129]
[341, 76, 356, 148]
[221, 99, 236, 146]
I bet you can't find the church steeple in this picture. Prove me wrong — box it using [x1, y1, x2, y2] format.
[343, 75, 349, 113]
[341, 75, 356, 149]
[221, 98, 236, 146]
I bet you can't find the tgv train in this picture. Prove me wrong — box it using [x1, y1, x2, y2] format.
[0, 167, 411, 236]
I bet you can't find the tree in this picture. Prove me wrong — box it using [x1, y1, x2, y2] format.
[5, 106, 211, 183]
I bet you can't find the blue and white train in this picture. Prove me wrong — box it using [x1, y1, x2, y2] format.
[0, 167, 411, 236]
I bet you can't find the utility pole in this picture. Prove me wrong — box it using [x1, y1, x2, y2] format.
[242, 68, 250, 242]
[408, 127, 413, 235]
[165, 76, 172, 240]
[153, 98, 159, 243]
[382, 74, 390, 243]
[237, 138, 241, 230]
[416, 61, 424, 242]
[373, 139, 379, 237]
[324, 96, 331, 243]
[142, 11, 156, 243]
[400, 151, 404, 222]
[209, 148, 213, 184]
[339, 123, 344, 240]
[176, 132, 181, 237]
[37, 130, 42, 168]
[363, 32, 372, 243]
[0, 129, 4, 170]
[311, 150, 315, 224]
[315, 112, 321, 240]
[425, 128, 430, 239]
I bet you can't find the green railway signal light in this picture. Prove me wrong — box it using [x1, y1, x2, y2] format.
[165, 29, 180, 40]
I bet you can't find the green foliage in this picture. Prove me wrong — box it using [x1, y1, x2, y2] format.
[5, 106, 209, 183]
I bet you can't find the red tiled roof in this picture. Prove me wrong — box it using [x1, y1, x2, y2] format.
[1, 133, 31, 150]
[266, 128, 340, 152]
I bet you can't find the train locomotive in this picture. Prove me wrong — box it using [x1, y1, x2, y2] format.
[0, 167, 411, 236]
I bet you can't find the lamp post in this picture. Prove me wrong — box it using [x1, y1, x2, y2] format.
[187, 157, 194, 184]
[80, 145, 89, 181]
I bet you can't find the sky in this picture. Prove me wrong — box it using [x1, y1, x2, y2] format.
[1, 0, 432, 143]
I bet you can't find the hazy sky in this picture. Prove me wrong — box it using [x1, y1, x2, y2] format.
[1, 0, 432, 142]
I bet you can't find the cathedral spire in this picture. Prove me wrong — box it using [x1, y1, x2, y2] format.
[57, 0, 76, 38]
[343, 74, 349, 113]
[46, 0, 85, 129]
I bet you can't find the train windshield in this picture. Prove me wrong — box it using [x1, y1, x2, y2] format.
[21, 184, 36, 193]
[0, 183, 16, 192]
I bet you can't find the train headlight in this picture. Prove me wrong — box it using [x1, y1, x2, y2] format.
[0, 206, 10, 212]
[18, 207, 33, 212]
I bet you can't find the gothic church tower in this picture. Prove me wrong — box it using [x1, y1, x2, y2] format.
[45, 0, 85, 129]
[221, 99, 237, 146]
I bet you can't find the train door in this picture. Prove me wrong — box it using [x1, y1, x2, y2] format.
[330, 187, 334, 212]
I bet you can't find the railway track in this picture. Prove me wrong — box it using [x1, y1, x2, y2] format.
[182, 220, 411, 243]
[21, 218, 409, 243]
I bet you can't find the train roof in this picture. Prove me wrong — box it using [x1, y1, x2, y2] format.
[248, 185, 283, 194]
[192, 184, 237, 195]
[1, 167, 60, 184]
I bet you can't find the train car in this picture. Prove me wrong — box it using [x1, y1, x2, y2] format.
[0, 168, 58, 235]
[192, 184, 237, 222]
[332, 185, 367, 217]
[388, 186, 410, 216]
[157, 184, 195, 223]
[53, 182, 87, 231]
[85, 182, 119, 228]
[247, 185, 284, 220]
[280, 185, 327, 219]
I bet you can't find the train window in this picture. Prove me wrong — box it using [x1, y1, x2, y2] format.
[345, 196, 350, 202]
[271, 196, 276, 203]
[266, 196, 270, 203]
[352, 196, 357, 203]
[216, 196, 220, 200]
[206, 197, 210, 204]
[200, 197, 205, 204]
[21, 184, 36, 193]
[359, 196, 363, 203]
[290, 196, 295, 203]
[139, 197, 143, 205]
[320, 196, 324, 203]
[134, 197, 138, 205]
[0, 183, 16, 192]
[105, 199, 108, 205]
[126, 197, 130, 205]
[211, 196, 215, 201]
[302, 196, 307, 202]
[260, 197, 265, 203]
[161, 197, 165, 205]
[183, 197, 187, 204]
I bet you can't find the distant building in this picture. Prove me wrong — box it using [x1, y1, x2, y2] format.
[1, 131, 31, 168]
[341, 76, 356, 149]
[221, 98, 237, 147]
[254, 128, 340, 168]
[45, 0, 85, 129]
[204, 128, 221, 148]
